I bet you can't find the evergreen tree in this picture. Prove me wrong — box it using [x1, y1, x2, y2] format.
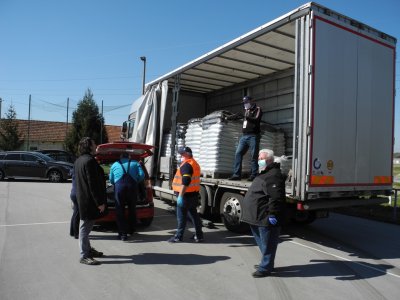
[65, 89, 108, 155]
[0, 105, 24, 151]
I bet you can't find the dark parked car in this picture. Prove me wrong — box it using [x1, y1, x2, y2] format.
[35, 150, 76, 163]
[0, 151, 73, 182]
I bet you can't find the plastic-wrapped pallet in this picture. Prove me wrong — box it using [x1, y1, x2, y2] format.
[184, 118, 203, 165]
[161, 133, 172, 157]
[197, 111, 243, 176]
[175, 123, 187, 167]
[274, 155, 292, 177]
[259, 123, 285, 156]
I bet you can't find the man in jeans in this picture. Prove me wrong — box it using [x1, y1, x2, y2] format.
[109, 153, 144, 241]
[168, 146, 204, 243]
[74, 137, 106, 265]
[228, 96, 262, 182]
[240, 149, 286, 277]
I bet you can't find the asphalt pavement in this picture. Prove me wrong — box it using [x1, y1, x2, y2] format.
[0, 181, 400, 300]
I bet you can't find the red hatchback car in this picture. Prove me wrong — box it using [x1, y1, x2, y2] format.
[95, 142, 155, 226]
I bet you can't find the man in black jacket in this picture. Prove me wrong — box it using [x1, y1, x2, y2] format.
[74, 137, 106, 265]
[240, 148, 285, 278]
[228, 96, 262, 182]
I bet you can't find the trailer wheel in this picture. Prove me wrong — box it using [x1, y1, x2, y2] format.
[219, 192, 249, 233]
[197, 186, 211, 219]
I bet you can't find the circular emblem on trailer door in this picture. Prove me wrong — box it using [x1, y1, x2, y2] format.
[313, 158, 321, 170]
[327, 160, 334, 171]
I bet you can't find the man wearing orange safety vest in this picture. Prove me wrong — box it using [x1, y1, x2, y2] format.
[168, 146, 204, 243]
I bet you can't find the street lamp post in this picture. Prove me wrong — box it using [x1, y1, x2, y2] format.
[140, 56, 146, 95]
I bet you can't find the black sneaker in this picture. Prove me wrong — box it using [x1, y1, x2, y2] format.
[80, 257, 101, 265]
[190, 234, 204, 243]
[228, 175, 241, 181]
[247, 176, 255, 182]
[90, 248, 104, 258]
[168, 236, 182, 243]
[252, 270, 271, 278]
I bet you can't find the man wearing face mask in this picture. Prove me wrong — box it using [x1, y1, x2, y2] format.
[240, 149, 286, 278]
[228, 95, 262, 182]
[168, 146, 204, 243]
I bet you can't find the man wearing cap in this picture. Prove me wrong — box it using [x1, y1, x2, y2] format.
[229, 96, 263, 181]
[168, 146, 204, 243]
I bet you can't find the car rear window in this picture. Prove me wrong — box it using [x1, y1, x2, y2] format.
[22, 154, 39, 162]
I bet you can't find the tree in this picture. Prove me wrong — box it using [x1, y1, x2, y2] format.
[65, 89, 108, 155]
[0, 105, 24, 151]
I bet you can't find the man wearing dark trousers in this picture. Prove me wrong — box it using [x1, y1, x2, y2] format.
[228, 96, 262, 182]
[74, 137, 106, 265]
[168, 146, 204, 243]
[240, 149, 286, 277]
[69, 169, 79, 239]
[109, 153, 144, 241]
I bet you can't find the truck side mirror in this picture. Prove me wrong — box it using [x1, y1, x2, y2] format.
[121, 121, 128, 141]
[122, 121, 127, 133]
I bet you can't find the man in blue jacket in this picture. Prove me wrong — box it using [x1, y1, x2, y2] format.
[240, 148, 286, 278]
[109, 152, 144, 241]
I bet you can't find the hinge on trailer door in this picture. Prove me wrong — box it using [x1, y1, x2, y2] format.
[308, 65, 312, 75]
[306, 126, 312, 136]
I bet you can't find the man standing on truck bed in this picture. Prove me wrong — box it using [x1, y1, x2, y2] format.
[228, 96, 262, 182]
[240, 148, 285, 278]
[168, 146, 204, 243]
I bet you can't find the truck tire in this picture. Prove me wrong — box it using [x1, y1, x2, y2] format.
[219, 192, 249, 233]
[197, 186, 211, 219]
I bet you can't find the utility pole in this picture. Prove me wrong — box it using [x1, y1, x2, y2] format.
[140, 56, 146, 95]
[0, 97, 2, 121]
[27, 95, 31, 151]
[66, 97, 69, 140]
[100, 100, 103, 144]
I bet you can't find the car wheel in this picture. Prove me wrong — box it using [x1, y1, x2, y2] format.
[48, 170, 62, 182]
[139, 217, 153, 227]
[0, 168, 5, 180]
[219, 192, 249, 233]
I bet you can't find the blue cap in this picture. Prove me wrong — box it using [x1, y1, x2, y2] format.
[177, 146, 192, 155]
[242, 96, 252, 103]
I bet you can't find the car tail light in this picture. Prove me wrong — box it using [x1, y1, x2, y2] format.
[145, 179, 153, 203]
[297, 202, 305, 211]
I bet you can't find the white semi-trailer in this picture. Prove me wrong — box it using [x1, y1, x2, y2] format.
[124, 2, 396, 232]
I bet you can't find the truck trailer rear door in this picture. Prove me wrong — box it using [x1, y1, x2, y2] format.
[308, 13, 395, 193]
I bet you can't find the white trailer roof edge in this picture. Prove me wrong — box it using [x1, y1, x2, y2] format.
[146, 2, 312, 89]
[146, 2, 396, 91]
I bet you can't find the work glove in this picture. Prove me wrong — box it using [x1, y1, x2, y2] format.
[268, 215, 277, 225]
[177, 195, 184, 207]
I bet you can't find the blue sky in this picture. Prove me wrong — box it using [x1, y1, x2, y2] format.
[0, 0, 399, 149]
